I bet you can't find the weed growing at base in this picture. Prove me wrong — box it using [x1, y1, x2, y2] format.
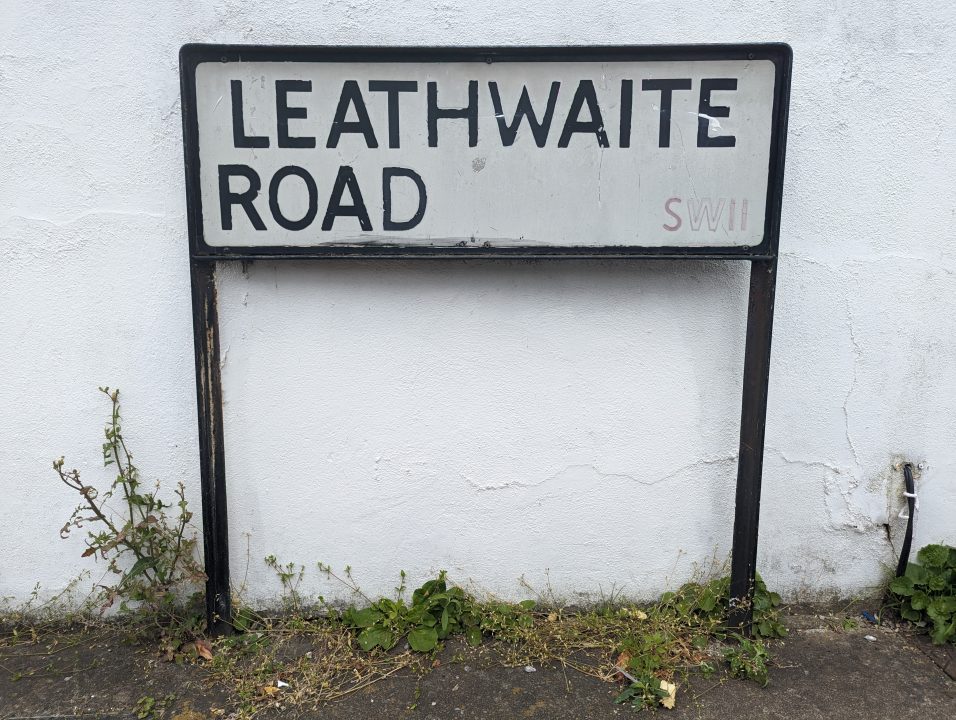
[724, 635, 770, 686]
[0, 389, 207, 686]
[52, 388, 205, 654]
[208, 561, 786, 716]
[342, 571, 534, 652]
[887, 543, 956, 645]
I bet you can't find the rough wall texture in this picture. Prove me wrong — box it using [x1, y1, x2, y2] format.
[1, 1, 954, 606]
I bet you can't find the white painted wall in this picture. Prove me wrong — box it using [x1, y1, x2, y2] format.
[1, 0, 954, 608]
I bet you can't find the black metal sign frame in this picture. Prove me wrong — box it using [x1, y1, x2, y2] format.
[180, 43, 791, 633]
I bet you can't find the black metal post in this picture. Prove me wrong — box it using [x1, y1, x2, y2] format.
[189, 260, 232, 634]
[728, 257, 778, 631]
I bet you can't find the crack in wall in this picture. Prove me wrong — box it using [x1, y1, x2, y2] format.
[463, 453, 739, 493]
[462, 446, 873, 495]
[767, 446, 844, 475]
[842, 294, 864, 473]
[459, 445, 889, 537]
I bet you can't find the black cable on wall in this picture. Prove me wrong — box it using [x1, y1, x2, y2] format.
[895, 463, 916, 578]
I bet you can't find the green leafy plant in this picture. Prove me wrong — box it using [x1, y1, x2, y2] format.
[342, 571, 520, 652]
[618, 629, 671, 677]
[476, 599, 536, 640]
[841, 617, 859, 632]
[134, 695, 158, 720]
[134, 693, 176, 720]
[724, 635, 770, 686]
[264, 555, 305, 613]
[614, 673, 670, 710]
[54, 388, 205, 646]
[658, 573, 787, 639]
[888, 543, 956, 645]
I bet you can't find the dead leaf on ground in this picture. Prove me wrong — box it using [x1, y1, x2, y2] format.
[659, 680, 677, 709]
[193, 638, 214, 661]
[613, 652, 632, 681]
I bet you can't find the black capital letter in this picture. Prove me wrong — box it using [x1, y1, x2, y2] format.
[218, 164, 266, 230]
[427, 81, 478, 147]
[327, 81, 379, 148]
[488, 82, 560, 147]
[276, 80, 316, 148]
[697, 78, 737, 148]
[231, 80, 269, 148]
[368, 80, 418, 148]
[641, 78, 692, 148]
[620, 79, 633, 148]
[268, 166, 318, 230]
[322, 166, 372, 231]
[557, 80, 609, 148]
[383, 167, 427, 231]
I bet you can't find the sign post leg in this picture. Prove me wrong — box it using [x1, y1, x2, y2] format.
[190, 260, 232, 634]
[728, 257, 778, 631]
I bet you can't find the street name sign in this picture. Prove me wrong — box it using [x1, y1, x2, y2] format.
[181, 45, 789, 258]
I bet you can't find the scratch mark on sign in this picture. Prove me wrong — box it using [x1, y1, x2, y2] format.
[673, 122, 699, 200]
[691, 112, 723, 132]
[598, 147, 605, 204]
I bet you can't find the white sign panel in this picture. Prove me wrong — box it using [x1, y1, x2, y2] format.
[181, 47, 789, 256]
